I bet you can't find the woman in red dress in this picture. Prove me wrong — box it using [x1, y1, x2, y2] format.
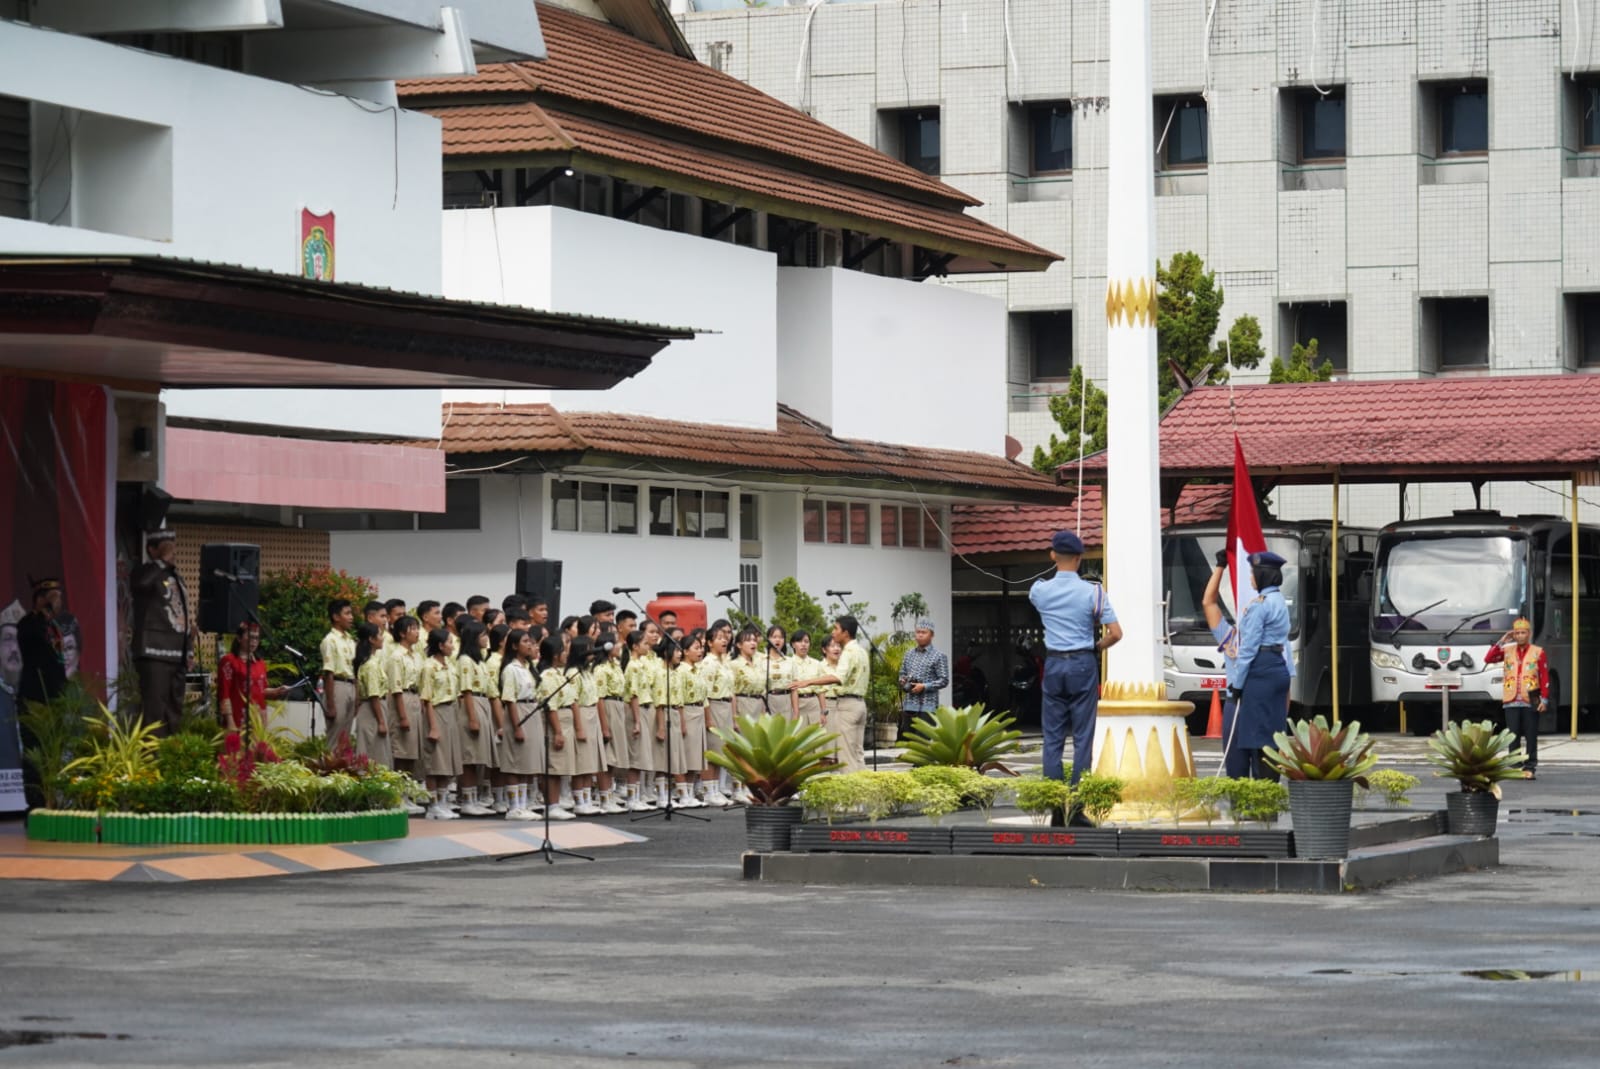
[216, 622, 288, 732]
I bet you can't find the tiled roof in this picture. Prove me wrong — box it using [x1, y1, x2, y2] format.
[435, 402, 1070, 500]
[1074, 375, 1600, 482]
[951, 485, 1231, 556]
[404, 4, 976, 209]
[428, 100, 1054, 264]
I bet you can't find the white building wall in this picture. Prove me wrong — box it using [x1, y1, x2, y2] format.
[684, 0, 1600, 503]
[442, 206, 779, 429]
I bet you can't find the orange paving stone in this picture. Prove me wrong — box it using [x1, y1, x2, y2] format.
[0, 857, 133, 881]
[273, 845, 380, 871]
[143, 854, 296, 881]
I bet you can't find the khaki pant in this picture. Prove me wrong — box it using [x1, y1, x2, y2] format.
[326, 679, 358, 746]
[795, 693, 824, 728]
[831, 696, 867, 772]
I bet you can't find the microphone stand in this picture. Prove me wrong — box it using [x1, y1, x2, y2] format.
[827, 591, 880, 772]
[617, 590, 708, 825]
[497, 666, 592, 865]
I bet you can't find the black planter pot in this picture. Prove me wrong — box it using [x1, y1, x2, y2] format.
[744, 805, 803, 852]
[1287, 779, 1355, 859]
[1446, 791, 1499, 836]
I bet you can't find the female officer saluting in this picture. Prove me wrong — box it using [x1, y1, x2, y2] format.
[1225, 550, 1293, 779]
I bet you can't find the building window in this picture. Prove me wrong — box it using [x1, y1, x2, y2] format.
[882, 505, 944, 550]
[1579, 79, 1600, 149]
[648, 487, 674, 536]
[624, 485, 730, 539]
[1028, 103, 1073, 174]
[1024, 310, 1074, 381]
[1437, 82, 1488, 155]
[1282, 301, 1348, 372]
[739, 562, 761, 619]
[550, 479, 637, 534]
[1569, 294, 1600, 366]
[1155, 95, 1208, 169]
[704, 491, 730, 539]
[610, 484, 638, 535]
[882, 108, 941, 175]
[739, 492, 760, 558]
[1424, 297, 1490, 369]
[0, 94, 30, 221]
[1296, 89, 1346, 160]
[803, 500, 870, 545]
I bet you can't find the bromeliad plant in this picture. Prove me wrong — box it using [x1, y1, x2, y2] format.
[1427, 720, 1524, 794]
[900, 704, 1023, 772]
[1263, 716, 1378, 786]
[708, 713, 841, 806]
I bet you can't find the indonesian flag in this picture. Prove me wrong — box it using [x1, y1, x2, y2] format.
[1224, 434, 1268, 619]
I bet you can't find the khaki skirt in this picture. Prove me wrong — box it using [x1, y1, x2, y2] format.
[631, 704, 656, 772]
[498, 699, 545, 776]
[669, 704, 706, 772]
[575, 704, 605, 776]
[424, 700, 462, 778]
[735, 695, 765, 721]
[547, 707, 578, 776]
[795, 692, 824, 728]
[457, 693, 497, 768]
[705, 698, 734, 753]
[651, 707, 673, 772]
[390, 692, 422, 761]
[602, 697, 629, 769]
[355, 700, 393, 768]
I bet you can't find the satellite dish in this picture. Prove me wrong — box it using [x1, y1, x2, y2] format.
[1004, 435, 1023, 461]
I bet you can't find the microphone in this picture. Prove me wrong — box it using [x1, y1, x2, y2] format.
[282, 643, 307, 660]
[612, 586, 640, 595]
[825, 590, 852, 598]
[715, 587, 739, 598]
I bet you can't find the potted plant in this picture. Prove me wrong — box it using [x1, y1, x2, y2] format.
[899, 704, 1023, 772]
[708, 713, 841, 852]
[1427, 720, 1524, 835]
[1263, 715, 1377, 859]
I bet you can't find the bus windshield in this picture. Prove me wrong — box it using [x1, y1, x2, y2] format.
[1373, 535, 1525, 638]
[1163, 533, 1300, 637]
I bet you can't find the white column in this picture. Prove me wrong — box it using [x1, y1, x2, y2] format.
[1103, 0, 1162, 684]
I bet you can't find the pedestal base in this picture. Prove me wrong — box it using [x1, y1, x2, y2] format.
[1094, 680, 1198, 821]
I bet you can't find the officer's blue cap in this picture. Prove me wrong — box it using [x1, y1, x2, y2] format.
[1249, 550, 1287, 567]
[1051, 530, 1085, 555]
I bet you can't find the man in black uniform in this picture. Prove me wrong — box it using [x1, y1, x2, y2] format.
[17, 578, 67, 708]
[130, 529, 192, 735]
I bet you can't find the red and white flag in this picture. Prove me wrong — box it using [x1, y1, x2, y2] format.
[1224, 434, 1268, 618]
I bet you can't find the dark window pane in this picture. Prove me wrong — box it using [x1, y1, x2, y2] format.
[418, 478, 480, 531]
[901, 507, 922, 549]
[1438, 298, 1490, 366]
[676, 489, 702, 537]
[1440, 87, 1487, 153]
[610, 484, 638, 534]
[1291, 302, 1347, 371]
[1030, 105, 1072, 173]
[1028, 311, 1073, 380]
[881, 505, 900, 547]
[1299, 93, 1345, 159]
[803, 501, 823, 543]
[579, 481, 607, 533]
[704, 491, 729, 539]
[1165, 98, 1208, 166]
[1579, 297, 1600, 366]
[551, 480, 578, 532]
[899, 110, 940, 174]
[826, 501, 846, 545]
[1584, 84, 1600, 148]
[649, 487, 674, 536]
[849, 504, 869, 545]
[922, 508, 942, 549]
[740, 493, 759, 541]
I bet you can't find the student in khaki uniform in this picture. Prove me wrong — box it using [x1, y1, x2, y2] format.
[593, 632, 633, 809]
[496, 629, 547, 820]
[650, 634, 684, 808]
[789, 630, 825, 728]
[623, 626, 660, 809]
[793, 616, 870, 772]
[763, 626, 799, 718]
[537, 634, 585, 818]
[569, 635, 617, 814]
[669, 632, 708, 808]
[353, 623, 393, 768]
[731, 627, 765, 719]
[453, 619, 497, 817]
[362, 601, 388, 649]
[419, 627, 462, 819]
[697, 620, 735, 806]
[320, 599, 358, 746]
[386, 614, 425, 813]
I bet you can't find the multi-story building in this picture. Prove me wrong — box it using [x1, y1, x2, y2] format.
[676, 0, 1600, 523]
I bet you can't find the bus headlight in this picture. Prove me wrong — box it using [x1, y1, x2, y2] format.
[1163, 654, 1177, 670]
[1371, 649, 1405, 671]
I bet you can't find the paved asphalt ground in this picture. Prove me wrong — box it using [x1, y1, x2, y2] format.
[2, 741, 1598, 1068]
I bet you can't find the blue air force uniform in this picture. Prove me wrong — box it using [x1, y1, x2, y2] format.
[1028, 531, 1116, 784]
[1225, 551, 1294, 778]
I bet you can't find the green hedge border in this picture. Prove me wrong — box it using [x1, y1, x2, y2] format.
[27, 809, 410, 846]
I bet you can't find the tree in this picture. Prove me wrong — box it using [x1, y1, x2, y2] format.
[1156, 251, 1263, 410]
[1031, 366, 1109, 471]
[1268, 338, 1334, 383]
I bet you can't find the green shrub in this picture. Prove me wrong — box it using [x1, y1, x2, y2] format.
[900, 704, 1022, 770]
[1072, 774, 1124, 825]
[1366, 768, 1419, 809]
[155, 734, 220, 783]
[1224, 778, 1289, 825]
[707, 713, 841, 805]
[915, 783, 963, 824]
[909, 765, 1001, 810]
[256, 565, 379, 678]
[1013, 776, 1073, 816]
[1176, 777, 1231, 826]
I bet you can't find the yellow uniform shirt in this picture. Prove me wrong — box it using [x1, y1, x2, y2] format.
[484, 652, 502, 686]
[420, 658, 459, 705]
[652, 660, 680, 707]
[675, 661, 705, 706]
[763, 651, 794, 692]
[501, 660, 537, 704]
[731, 656, 766, 696]
[457, 654, 495, 696]
[357, 656, 389, 701]
[819, 658, 843, 700]
[698, 651, 734, 700]
[593, 660, 626, 699]
[625, 653, 659, 704]
[789, 653, 822, 694]
[537, 666, 577, 707]
[836, 640, 870, 697]
[320, 628, 356, 679]
[574, 668, 600, 707]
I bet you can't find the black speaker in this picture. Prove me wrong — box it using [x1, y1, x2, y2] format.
[515, 558, 562, 622]
[199, 543, 260, 634]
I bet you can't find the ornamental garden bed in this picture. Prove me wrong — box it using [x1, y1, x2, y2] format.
[1117, 828, 1293, 859]
[950, 826, 1120, 857]
[26, 808, 409, 846]
[790, 825, 953, 855]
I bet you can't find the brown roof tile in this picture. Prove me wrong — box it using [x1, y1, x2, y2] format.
[951, 485, 1231, 556]
[436, 402, 1069, 499]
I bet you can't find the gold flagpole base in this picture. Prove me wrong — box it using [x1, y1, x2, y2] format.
[1093, 680, 1198, 822]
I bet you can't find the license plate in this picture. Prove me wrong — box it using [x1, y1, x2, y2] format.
[1201, 677, 1226, 690]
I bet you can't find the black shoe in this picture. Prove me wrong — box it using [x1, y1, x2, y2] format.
[1049, 807, 1067, 828]
[1066, 809, 1095, 829]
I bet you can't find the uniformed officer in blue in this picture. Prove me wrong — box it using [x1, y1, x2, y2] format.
[1225, 549, 1294, 779]
[1028, 531, 1122, 788]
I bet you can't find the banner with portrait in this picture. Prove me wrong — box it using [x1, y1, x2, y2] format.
[0, 376, 113, 812]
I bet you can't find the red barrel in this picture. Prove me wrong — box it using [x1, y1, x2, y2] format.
[646, 591, 706, 632]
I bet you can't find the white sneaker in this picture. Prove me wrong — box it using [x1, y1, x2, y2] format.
[704, 790, 731, 808]
[546, 806, 577, 820]
[425, 805, 458, 821]
[573, 801, 603, 816]
[504, 807, 529, 821]
[459, 802, 496, 817]
[677, 793, 705, 808]
[404, 801, 427, 816]
[493, 799, 510, 814]
[626, 797, 654, 812]
[600, 798, 628, 815]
